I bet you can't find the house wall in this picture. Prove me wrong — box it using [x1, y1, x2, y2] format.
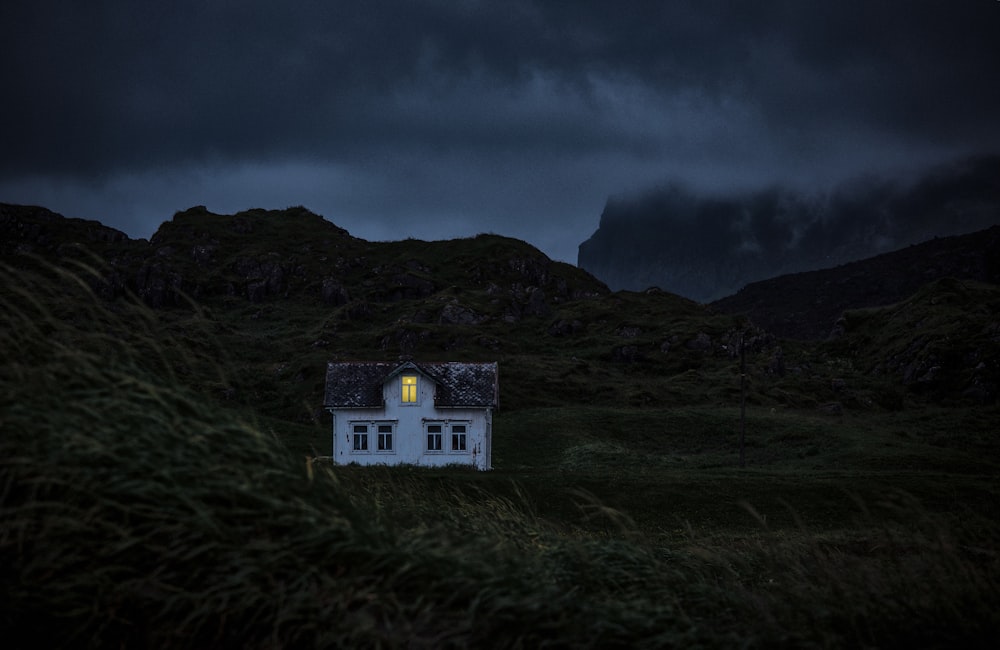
[329, 372, 492, 470]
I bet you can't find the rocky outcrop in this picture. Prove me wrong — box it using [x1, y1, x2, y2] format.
[234, 255, 297, 302]
[321, 278, 351, 306]
[2, 204, 611, 322]
[1, 203, 128, 257]
[438, 303, 488, 326]
[828, 278, 1000, 404]
[135, 260, 187, 308]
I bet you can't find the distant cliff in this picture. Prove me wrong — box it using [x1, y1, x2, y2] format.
[578, 154, 1000, 302]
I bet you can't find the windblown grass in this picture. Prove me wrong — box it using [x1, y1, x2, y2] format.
[2, 261, 999, 648]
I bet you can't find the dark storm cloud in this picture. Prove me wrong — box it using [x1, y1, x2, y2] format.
[2, 1, 999, 262]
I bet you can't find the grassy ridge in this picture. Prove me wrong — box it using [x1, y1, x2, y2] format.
[3, 259, 1000, 647]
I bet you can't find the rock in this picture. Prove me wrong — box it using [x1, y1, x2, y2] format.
[917, 365, 941, 383]
[381, 272, 435, 301]
[321, 278, 350, 306]
[135, 261, 184, 308]
[616, 325, 641, 338]
[410, 308, 435, 324]
[508, 256, 549, 286]
[191, 244, 217, 265]
[235, 255, 287, 301]
[524, 287, 551, 317]
[439, 303, 486, 326]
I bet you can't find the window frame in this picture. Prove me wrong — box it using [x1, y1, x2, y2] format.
[351, 423, 370, 453]
[401, 374, 418, 404]
[425, 422, 444, 452]
[350, 420, 396, 455]
[376, 423, 394, 453]
[450, 423, 469, 453]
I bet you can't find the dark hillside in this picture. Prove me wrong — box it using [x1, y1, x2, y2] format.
[4, 202, 998, 428]
[1, 203, 607, 310]
[822, 278, 1000, 405]
[711, 224, 1000, 340]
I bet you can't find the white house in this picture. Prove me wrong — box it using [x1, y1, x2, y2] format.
[323, 360, 498, 470]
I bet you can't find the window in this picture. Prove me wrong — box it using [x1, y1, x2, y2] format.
[352, 421, 394, 454]
[426, 424, 443, 451]
[352, 424, 369, 452]
[401, 375, 417, 403]
[377, 424, 394, 452]
[451, 424, 467, 452]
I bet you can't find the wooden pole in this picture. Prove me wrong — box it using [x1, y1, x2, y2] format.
[739, 334, 746, 468]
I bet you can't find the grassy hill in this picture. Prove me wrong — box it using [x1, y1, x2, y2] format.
[2, 204, 999, 647]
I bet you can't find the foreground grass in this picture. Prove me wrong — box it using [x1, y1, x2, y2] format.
[3, 262, 999, 648]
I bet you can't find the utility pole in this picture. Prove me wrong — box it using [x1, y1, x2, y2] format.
[739, 333, 746, 468]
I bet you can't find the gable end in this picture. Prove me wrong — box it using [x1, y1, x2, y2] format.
[324, 361, 498, 409]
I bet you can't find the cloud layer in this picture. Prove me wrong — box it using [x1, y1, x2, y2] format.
[2, 1, 999, 262]
[579, 154, 1000, 301]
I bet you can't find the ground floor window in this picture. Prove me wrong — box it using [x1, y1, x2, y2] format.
[377, 423, 394, 452]
[426, 424, 443, 451]
[352, 424, 369, 452]
[425, 421, 470, 454]
[350, 421, 396, 454]
[451, 424, 467, 452]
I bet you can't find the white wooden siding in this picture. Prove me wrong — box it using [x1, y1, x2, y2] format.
[329, 373, 492, 470]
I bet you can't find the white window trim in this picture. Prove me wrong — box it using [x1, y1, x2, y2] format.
[449, 422, 470, 454]
[376, 422, 395, 454]
[351, 423, 370, 454]
[351, 420, 397, 454]
[425, 422, 444, 453]
[400, 374, 420, 406]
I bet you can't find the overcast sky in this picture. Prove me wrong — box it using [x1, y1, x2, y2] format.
[2, 1, 999, 263]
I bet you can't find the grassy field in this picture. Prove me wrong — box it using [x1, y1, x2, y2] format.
[3, 256, 999, 647]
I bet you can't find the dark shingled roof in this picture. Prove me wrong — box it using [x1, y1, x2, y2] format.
[324, 361, 499, 409]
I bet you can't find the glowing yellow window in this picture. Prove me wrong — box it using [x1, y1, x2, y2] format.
[401, 375, 417, 403]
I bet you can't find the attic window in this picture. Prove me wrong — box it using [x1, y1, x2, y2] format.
[401, 375, 418, 403]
